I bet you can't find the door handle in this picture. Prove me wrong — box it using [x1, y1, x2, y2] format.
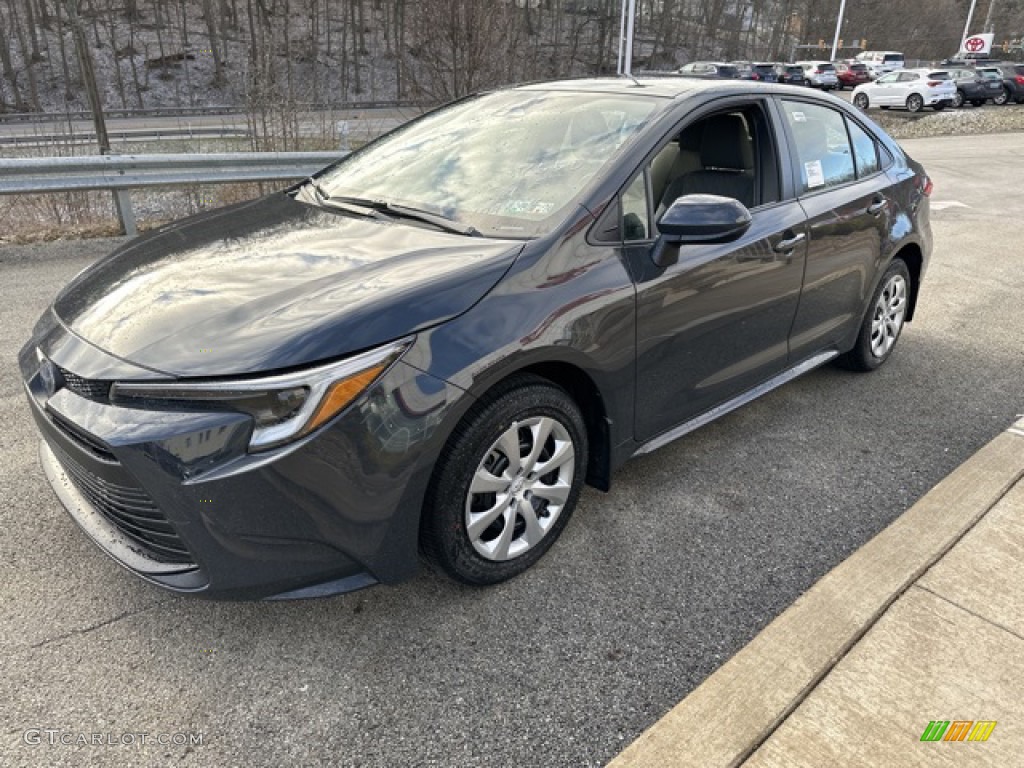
[867, 196, 887, 215]
[772, 232, 806, 253]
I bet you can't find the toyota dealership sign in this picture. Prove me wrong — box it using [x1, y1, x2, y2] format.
[961, 33, 994, 55]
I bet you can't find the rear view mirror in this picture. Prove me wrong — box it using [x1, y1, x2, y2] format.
[651, 194, 753, 267]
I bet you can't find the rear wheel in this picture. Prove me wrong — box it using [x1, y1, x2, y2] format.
[993, 88, 1010, 105]
[838, 260, 911, 372]
[932, 102, 946, 111]
[952, 90, 965, 108]
[853, 92, 869, 110]
[906, 93, 924, 112]
[421, 374, 588, 585]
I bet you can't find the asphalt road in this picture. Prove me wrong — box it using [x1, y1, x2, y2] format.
[1, 133, 1022, 768]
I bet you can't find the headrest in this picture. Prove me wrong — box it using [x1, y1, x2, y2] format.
[699, 114, 753, 171]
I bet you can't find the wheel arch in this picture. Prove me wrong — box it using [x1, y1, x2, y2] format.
[892, 242, 924, 321]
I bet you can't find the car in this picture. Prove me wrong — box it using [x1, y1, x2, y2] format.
[852, 68, 956, 112]
[774, 63, 806, 85]
[834, 61, 872, 89]
[733, 62, 779, 82]
[795, 61, 839, 89]
[20, 77, 933, 600]
[677, 61, 740, 79]
[979, 63, 1024, 104]
[946, 67, 1007, 107]
[855, 50, 906, 78]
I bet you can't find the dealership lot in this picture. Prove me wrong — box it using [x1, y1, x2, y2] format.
[1, 133, 1023, 767]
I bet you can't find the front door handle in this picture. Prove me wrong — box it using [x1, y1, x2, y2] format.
[772, 232, 806, 253]
[867, 196, 887, 215]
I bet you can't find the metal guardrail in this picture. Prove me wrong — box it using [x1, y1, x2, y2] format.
[0, 151, 345, 236]
[0, 127, 251, 147]
[0, 100, 424, 124]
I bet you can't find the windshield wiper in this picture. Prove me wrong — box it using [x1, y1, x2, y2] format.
[319, 192, 482, 237]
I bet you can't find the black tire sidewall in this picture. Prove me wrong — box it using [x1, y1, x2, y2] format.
[421, 376, 588, 586]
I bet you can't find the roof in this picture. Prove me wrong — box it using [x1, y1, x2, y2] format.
[513, 76, 764, 100]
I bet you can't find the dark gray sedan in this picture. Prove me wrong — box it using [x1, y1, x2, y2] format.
[19, 78, 933, 599]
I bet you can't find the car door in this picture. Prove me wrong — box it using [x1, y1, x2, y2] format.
[870, 72, 900, 105]
[619, 99, 809, 442]
[776, 98, 892, 359]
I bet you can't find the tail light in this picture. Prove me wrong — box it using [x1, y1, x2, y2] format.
[926, 80, 943, 87]
[751, 73, 761, 80]
[1016, 75, 1024, 85]
[922, 176, 934, 197]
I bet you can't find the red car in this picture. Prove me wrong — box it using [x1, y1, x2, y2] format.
[835, 62, 872, 89]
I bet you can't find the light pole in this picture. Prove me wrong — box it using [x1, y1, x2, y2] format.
[617, 0, 637, 76]
[960, 0, 979, 51]
[830, 0, 848, 61]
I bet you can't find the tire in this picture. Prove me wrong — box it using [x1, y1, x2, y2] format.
[803, 79, 812, 88]
[838, 259, 911, 372]
[420, 374, 588, 586]
[853, 92, 869, 110]
[932, 103, 946, 111]
[1016, 98, 1024, 105]
[970, 99, 985, 107]
[952, 90, 965, 108]
[906, 93, 924, 112]
[993, 88, 1010, 106]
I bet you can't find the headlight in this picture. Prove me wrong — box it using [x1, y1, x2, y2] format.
[110, 339, 411, 452]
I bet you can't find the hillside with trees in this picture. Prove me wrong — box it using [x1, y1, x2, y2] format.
[1, 0, 1022, 116]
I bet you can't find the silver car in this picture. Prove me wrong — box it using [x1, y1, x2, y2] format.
[796, 61, 839, 90]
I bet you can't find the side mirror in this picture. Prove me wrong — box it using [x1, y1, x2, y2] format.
[651, 194, 753, 268]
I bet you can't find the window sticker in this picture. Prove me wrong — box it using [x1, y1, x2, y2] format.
[791, 111, 807, 122]
[805, 160, 825, 188]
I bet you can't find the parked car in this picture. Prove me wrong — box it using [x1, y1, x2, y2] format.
[20, 77, 932, 599]
[852, 68, 956, 112]
[775, 63, 806, 85]
[733, 61, 779, 82]
[834, 61, 872, 89]
[855, 50, 906, 78]
[979, 63, 1024, 104]
[946, 67, 1007, 107]
[677, 61, 740, 79]
[796, 61, 839, 89]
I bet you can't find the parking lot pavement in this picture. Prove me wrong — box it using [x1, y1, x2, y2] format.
[2, 133, 1023, 768]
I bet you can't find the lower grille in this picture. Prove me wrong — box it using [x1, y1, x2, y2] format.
[49, 411, 117, 463]
[52, 445, 193, 565]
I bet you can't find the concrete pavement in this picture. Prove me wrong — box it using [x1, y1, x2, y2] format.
[609, 415, 1024, 767]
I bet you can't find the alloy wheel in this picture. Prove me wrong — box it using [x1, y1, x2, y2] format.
[907, 94, 924, 112]
[465, 416, 575, 561]
[952, 90, 964, 108]
[870, 274, 908, 358]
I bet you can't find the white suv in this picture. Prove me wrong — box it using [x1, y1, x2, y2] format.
[851, 68, 956, 112]
[855, 51, 906, 78]
[795, 61, 839, 90]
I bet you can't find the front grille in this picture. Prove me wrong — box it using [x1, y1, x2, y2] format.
[58, 367, 111, 402]
[52, 445, 193, 565]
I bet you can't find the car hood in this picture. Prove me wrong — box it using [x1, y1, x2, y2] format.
[53, 193, 523, 377]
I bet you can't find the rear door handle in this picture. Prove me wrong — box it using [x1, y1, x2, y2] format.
[867, 196, 887, 215]
[772, 232, 806, 253]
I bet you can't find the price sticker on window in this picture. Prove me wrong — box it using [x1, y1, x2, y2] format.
[805, 160, 825, 188]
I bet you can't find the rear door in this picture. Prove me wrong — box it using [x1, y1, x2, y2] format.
[776, 98, 892, 359]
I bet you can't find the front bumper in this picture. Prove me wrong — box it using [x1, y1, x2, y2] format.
[20, 322, 464, 600]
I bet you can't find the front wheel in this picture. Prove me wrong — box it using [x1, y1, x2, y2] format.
[838, 260, 911, 372]
[853, 92, 869, 110]
[906, 93, 924, 112]
[932, 102, 946, 111]
[952, 90, 965, 108]
[993, 88, 1010, 106]
[421, 374, 588, 585]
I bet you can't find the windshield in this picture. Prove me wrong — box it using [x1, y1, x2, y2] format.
[883, 54, 904, 63]
[718, 66, 739, 77]
[316, 89, 659, 238]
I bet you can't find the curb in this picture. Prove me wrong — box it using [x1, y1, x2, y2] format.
[608, 416, 1024, 768]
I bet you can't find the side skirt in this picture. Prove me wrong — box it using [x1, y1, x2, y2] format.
[632, 350, 839, 457]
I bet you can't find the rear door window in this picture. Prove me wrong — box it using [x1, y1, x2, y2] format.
[846, 120, 880, 178]
[780, 100, 855, 193]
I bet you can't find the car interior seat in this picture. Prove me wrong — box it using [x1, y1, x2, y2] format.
[658, 113, 755, 214]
